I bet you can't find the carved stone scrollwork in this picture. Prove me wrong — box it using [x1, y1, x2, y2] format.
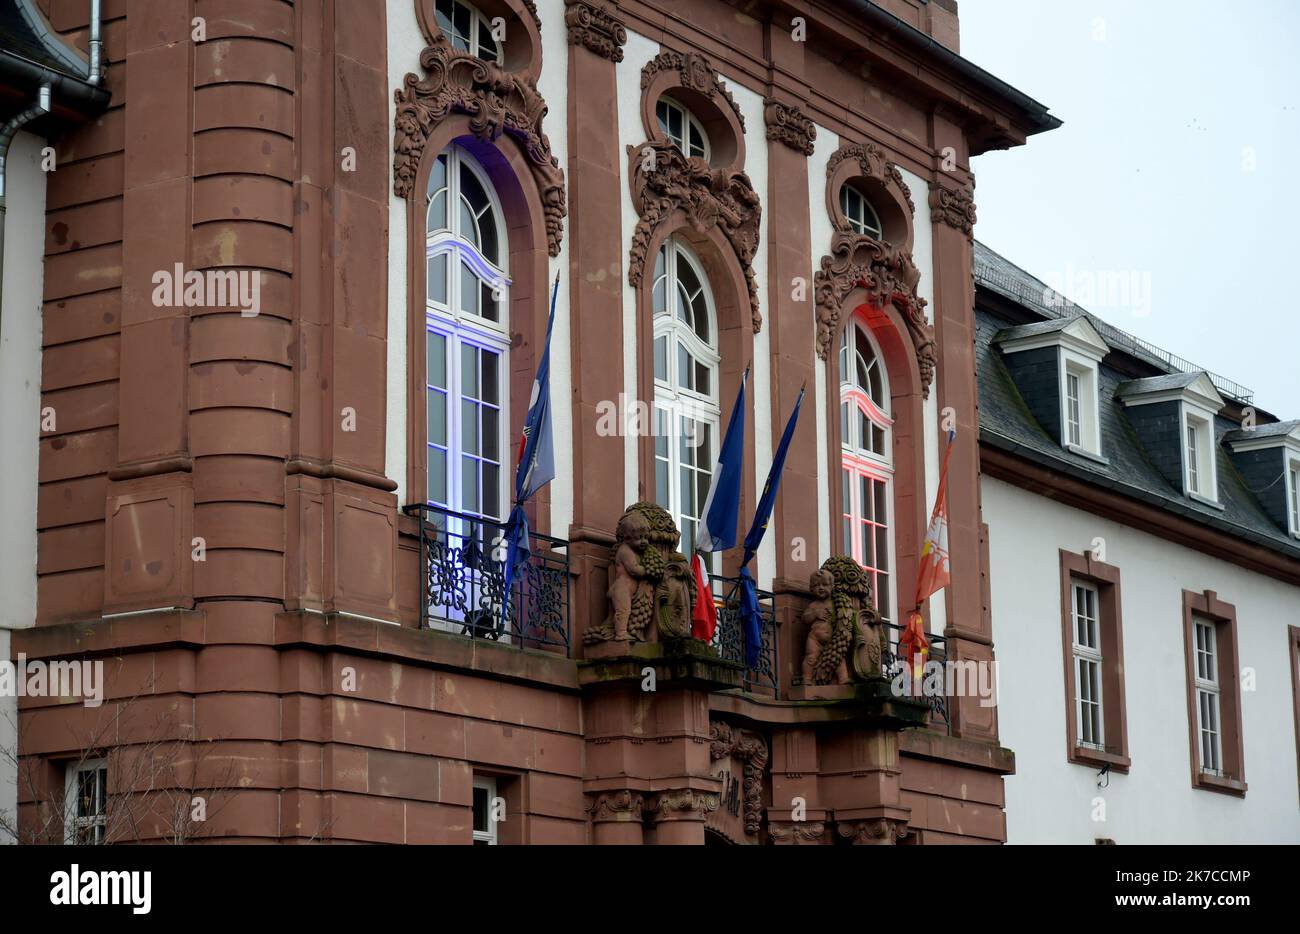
[393, 36, 567, 256]
[640, 50, 745, 132]
[814, 231, 936, 396]
[648, 788, 720, 820]
[627, 142, 763, 332]
[584, 502, 697, 645]
[588, 790, 644, 822]
[565, 1, 626, 62]
[521, 0, 541, 30]
[827, 142, 914, 216]
[709, 721, 769, 837]
[763, 99, 816, 156]
[929, 183, 977, 237]
[837, 817, 909, 845]
[769, 821, 826, 845]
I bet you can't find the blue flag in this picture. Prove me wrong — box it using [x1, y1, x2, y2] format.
[696, 365, 748, 553]
[737, 384, 805, 667]
[502, 272, 560, 597]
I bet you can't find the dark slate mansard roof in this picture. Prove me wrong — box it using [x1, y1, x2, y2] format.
[973, 241, 1300, 562]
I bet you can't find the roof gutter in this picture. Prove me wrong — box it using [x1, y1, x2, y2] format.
[843, 0, 1061, 135]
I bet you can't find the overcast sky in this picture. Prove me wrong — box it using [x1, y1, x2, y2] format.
[960, 0, 1300, 417]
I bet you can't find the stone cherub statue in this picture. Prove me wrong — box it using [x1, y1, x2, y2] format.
[585, 502, 697, 645]
[800, 555, 885, 685]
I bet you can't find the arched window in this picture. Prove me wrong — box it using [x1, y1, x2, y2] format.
[435, 0, 501, 62]
[840, 183, 883, 239]
[839, 320, 894, 623]
[657, 96, 709, 160]
[425, 146, 509, 525]
[652, 237, 720, 561]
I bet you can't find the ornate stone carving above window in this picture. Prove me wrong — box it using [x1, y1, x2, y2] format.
[626, 141, 763, 332]
[521, 0, 540, 29]
[392, 35, 567, 256]
[564, 0, 626, 62]
[641, 50, 746, 132]
[826, 141, 915, 250]
[929, 182, 977, 237]
[763, 99, 816, 156]
[814, 231, 936, 397]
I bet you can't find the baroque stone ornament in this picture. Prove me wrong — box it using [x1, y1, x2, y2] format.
[929, 182, 976, 237]
[640, 49, 745, 131]
[763, 99, 816, 156]
[799, 556, 886, 685]
[521, 0, 541, 30]
[393, 36, 567, 256]
[709, 721, 770, 837]
[627, 141, 763, 332]
[588, 790, 643, 821]
[648, 788, 720, 819]
[585, 501, 698, 645]
[837, 817, 908, 845]
[827, 142, 914, 216]
[769, 821, 826, 845]
[814, 231, 936, 396]
[565, 0, 626, 62]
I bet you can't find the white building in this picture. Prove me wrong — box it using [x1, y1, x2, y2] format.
[975, 242, 1300, 844]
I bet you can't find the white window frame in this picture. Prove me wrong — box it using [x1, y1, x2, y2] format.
[1058, 349, 1102, 457]
[1070, 580, 1105, 750]
[64, 758, 108, 845]
[1193, 617, 1223, 776]
[472, 776, 498, 845]
[1182, 407, 1218, 504]
[1287, 459, 1300, 538]
[839, 322, 896, 625]
[839, 183, 884, 239]
[656, 96, 709, 161]
[435, 0, 501, 61]
[652, 237, 721, 564]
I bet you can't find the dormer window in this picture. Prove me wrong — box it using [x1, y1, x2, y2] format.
[1223, 420, 1300, 537]
[994, 315, 1109, 459]
[1117, 371, 1225, 506]
[840, 183, 883, 239]
[656, 96, 708, 160]
[436, 0, 500, 62]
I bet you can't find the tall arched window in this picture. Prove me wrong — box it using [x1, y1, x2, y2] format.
[652, 237, 720, 561]
[435, 0, 501, 61]
[426, 146, 509, 525]
[839, 320, 894, 623]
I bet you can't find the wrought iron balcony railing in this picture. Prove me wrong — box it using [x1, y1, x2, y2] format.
[403, 504, 571, 655]
[708, 574, 779, 698]
[881, 621, 950, 732]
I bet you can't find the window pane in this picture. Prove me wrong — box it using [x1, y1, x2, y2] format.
[428, 391, 447, 446]
[427, 332, 447, 388]
[481, 352, 499, 405]
[473, 784, 489, 833]
[461, 344, 478, 397]
[462, 456, 480, 513]
[428, 448, 447, 504]
[427, 253, 448, 305]
[428, 190, 447, 234]
[860, 475, 872, 522]
[654, 336, 668, 381]
[874, 480, 887, 526]
[479, 279, 498, 323]
[462, 399, 479, 455]
[678, 344, 693, 391]
[460, 261, 479, 316]
[482, 407, 499, 461]
[656, 459, 670, 506]
[875, 525, 889, 572]
[483, 463, 500, 520]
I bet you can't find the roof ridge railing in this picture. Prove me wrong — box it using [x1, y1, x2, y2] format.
[974, 258, 1254, 404]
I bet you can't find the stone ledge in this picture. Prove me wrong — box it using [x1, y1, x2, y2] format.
[900, 727, 1016, 774]
[577, 638, 744, 692]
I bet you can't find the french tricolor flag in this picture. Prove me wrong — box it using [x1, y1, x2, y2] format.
[691, 365, 749, 640]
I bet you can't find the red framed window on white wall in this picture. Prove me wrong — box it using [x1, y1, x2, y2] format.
[839, 321, 895, 624]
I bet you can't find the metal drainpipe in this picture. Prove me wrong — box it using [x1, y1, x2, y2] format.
[0, 83, 52, 350]
[88, 0, 102, 85]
